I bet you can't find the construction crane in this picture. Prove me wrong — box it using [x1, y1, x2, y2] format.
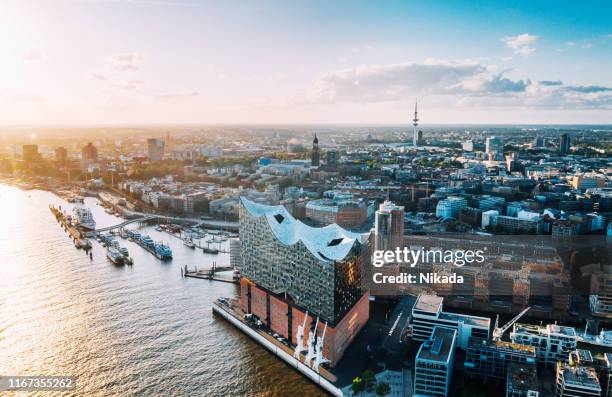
[492, 306, 531, 341]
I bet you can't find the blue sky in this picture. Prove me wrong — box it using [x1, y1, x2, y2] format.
[0, 0, 611, 124]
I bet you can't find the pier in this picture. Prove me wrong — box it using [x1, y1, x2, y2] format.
[49, 205, 92, 250]
[212, 299, 342, 396]
[182, 264, 238, 283]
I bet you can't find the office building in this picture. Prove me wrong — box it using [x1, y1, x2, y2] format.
[465, 337, 536, 380]
[492, 215, 543, 234]
[436, 196, 467, 219]
[54, 146, 68, 165]
[417, 129, 424, 146]
[476, 195, 505, 211]
[506, 362, 540, 397]
[238, 197, 370, 365]
[560, 133, 571, 154]
[374, 201, 405, 251]
[147, 138, 165, 161]
[482, 209, 499, 229]
[510, 323, 577, 365]
[311, 134, 320, 167]
[572, 175, 605, 191]
[486, 136, 504, 157]
[80, 142, 99, 172]
[462, 140, 474, 151]
[414, 326, 457, 397]
[555, 362, 601, 397]
[305, 197, 369, 229]
[326, 150, 339, 166]
[589, 269, 612, 318]
[410, 294, 490, 349]
[22, 144, 39, 162]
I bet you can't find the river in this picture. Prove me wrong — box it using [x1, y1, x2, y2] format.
[0, 184, 325, 396]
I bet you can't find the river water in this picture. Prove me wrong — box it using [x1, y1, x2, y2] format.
[0, 184, 325, 396]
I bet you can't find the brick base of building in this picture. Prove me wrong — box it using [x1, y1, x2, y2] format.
[239, 277, 369, 366]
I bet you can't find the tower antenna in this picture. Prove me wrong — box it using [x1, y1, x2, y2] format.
[412, 100, 419, 147]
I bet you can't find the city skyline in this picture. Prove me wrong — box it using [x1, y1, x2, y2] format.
[1, 0, 611, 125]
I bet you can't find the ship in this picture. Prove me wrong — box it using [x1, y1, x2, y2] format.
[183, 236, 195, 249]
[106, 247, 125, 265]
[72, 207, 96, 230]
[155, 243, 173, 260]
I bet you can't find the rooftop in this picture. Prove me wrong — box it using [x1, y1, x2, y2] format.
[413, 294, 443, 314]
[417, 326, 457, 364]
[240, 197, 369, 263]
[559, 364, 601, 391]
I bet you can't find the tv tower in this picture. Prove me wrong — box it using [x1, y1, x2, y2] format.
[412, 100, 419, 147]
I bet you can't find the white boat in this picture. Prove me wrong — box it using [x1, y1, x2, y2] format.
[106, 247, 124, 265]
[72, 207, 96, 230]
[183, 236, 195, 249]
[155, 226, 163, 232]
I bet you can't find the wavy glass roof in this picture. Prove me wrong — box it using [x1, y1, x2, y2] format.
[240, 197, 368, 262]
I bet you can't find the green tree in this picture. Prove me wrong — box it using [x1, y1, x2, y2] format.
[362, 370, 375, 390]
[376, 382, 391, 396]
[351, 377, 364, 394]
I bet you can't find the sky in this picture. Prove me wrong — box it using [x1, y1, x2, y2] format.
[1, 0, 611, 125]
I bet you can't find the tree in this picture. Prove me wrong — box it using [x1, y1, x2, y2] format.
[351, 377, 364, 394]
[376, 382, 391, 396]
[362, 370, 375, 391]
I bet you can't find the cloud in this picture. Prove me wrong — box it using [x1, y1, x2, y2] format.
[311, 60, 486, 102]
[502, 33, 539, 56]
[292, 59, 612, 111]
[451, 73, 529, 94]
[351, 44, 375, 53]
[18, 48, 43, 61]
[109, 52, 141, 71]
[91, 72, 108, 81]
[112, 79, 145, 90]
[539, 80, 563, 86]
[564, 85, 612, 93]
[157, 91, 199, 99]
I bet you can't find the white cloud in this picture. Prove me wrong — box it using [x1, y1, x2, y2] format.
[293, 59, 612, 111]
[502, 33, 540, 56]
[17, 48, 43, 61]
[109, 52, 142, 71]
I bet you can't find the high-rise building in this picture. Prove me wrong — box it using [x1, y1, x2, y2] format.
[80, 142, 99, 172]
[311, 134, 320, 167]
[409, 294, 490, 349]
[417, 129, 424, 146]
[81, 142, 98, 161]
[326, 150, 339, 166]
[413, 326, 457, 397]
[147, 138, 165, 161]
[486, 136, 504, 158]
[560, 133, 571, 154]
[54, 147, 68, 165]
[22, 144, 39, 162]
[374, 201, 404, 251]
[237, 197, 370, 366]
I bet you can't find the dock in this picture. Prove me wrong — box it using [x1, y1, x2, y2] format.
[50, 205, 92, 250]
[212, 299, 343, 397]
[182, 265, 238, 283]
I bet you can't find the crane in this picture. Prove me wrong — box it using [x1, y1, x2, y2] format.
[492, 306, 531, 341]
